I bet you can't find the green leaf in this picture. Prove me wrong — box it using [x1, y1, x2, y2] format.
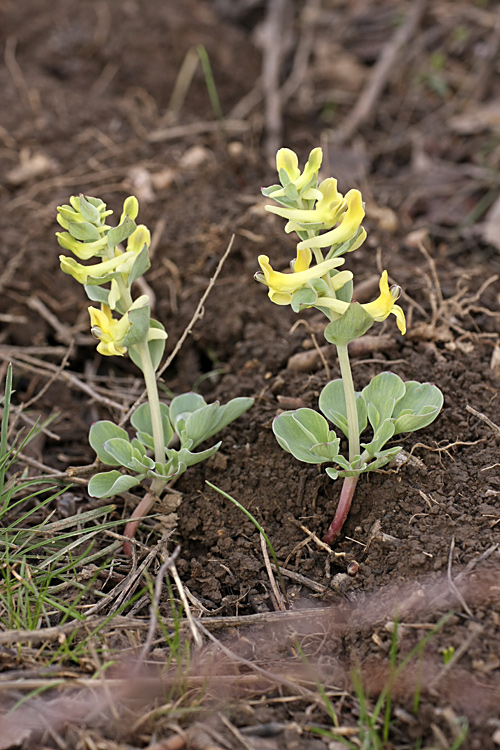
[89, 421, 130, 465]
[128, 319, 167, 373]
[78, 195, 102, 224]
[326, 225, 366, 260]
[361, 372, 406, 427]
[291, 286, 318, 313]
[107, 216, 137, 249]
[334, 275, 353, 304]
[278, 168, 291, 187]
[149, 320, 167, 371]
[261, 184, 282, 197]
[392, 381, 444, 434]
[67, 221, 101, 242]
[361, 418, 396, 456]
[88, 470, 142, 498]
[178, 442, 222, 468]
[128, 244, 151, 286]
[184, 403, 220, 447]
[204, 396, 253, 440]
[131, 402, 173, 447]
[85, 270, 125, 286]
[84, 284, 110, 305]
[319, 378, 367, 438]
[169, 393, 207, 430]
[122, 304, 150, 347]
[103, 438, 135, 469]
[283, 182, 299, 201]
[273, 408, 340, 464]
[324, 302, 374, 346]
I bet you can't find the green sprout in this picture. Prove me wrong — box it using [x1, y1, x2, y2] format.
[57, 194, 253, 553]
[442, 645, 455, 665]
[255, 148, 443, 544]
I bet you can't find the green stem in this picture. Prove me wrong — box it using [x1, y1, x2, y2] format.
[103, 244, 133, 311]
[336, 344, 359, 462]
[135, 340, 166, 494]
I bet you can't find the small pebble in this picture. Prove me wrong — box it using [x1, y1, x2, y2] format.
[347, 560, 359, 576]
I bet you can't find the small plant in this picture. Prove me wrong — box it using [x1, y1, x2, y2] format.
[255, 148, 443, 543]
[442, 645, 455, 664]
[57, 194, 253, 551]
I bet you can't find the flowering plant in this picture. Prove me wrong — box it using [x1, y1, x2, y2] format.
[256, 149, 443, 543]
[58, 194, 253, 551]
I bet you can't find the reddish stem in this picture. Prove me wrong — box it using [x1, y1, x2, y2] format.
[123, 491, 158, 556]
[323, 475, 359, 545]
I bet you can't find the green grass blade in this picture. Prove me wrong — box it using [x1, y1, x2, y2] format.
[0, 363, 13, 497]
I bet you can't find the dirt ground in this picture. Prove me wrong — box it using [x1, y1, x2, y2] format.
[1, 0, 500, 748]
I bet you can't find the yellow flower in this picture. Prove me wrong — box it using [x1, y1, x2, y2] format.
[273, 147, 323, 198]
[297, 190, 365, 251]
[59, 251, 135, 285]
[362, 271, 406, 333]
[56, 232, 108, 260]
[120, 195, 139, 223]
[266, 178, 346, 231]
[316, 271, 406, 334]
[255, 250, 348, 306]
[88, 296, 167, 357]
[126, 224, 151, 254]
[89, 305, 131, 357]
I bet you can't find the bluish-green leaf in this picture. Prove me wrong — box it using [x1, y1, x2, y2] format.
[361, 418, 396, 457]
[129, 319, 167, 373]
[169, 393, 207, 430]
[78, 195, 102, 225]
[178, 441, 222, 468]
[88, 470, 142, 498]
[131, 402, 173, 447]
[205, 397, 253, 440]
[324, 302, 374, 346]
[67, 221, 101, 242]
[128, 244, 151, 287]
[392, 381, 444, 434]
[84, 284, 110, 305]
[361, 372, 406, 427]
[319, 378, 367, 438]
[273, 408, 339, 464]
[107, 216, 136, 249]
[103, 437, 135, 469]
[122, 304, 150, 347]
[291, 286, 317, 313]
[326, 225, 366, 260]
[89, 421, 130, 465]
[183, 403, 220, 448]
[261, 184, 282, 197]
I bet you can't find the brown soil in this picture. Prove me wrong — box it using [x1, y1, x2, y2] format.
[1, 0, 500, 748]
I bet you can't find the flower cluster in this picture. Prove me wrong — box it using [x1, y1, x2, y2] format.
[256, 147, 405, 340]
[57, 194, 166, 360]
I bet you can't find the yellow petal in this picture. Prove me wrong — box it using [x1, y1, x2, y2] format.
[89, 306, 111, 331]
[276, 148, 300, 181]
[127, 225, 150, 254]
[297, 189, 365, 250]
[330, 270, 353, 291]
[393, 305, 406, 334]
[361, 271, 406, 334]
[257, 254, 344, 294]
[295, 148, 323, 191]
[293, 247, 312, 273]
